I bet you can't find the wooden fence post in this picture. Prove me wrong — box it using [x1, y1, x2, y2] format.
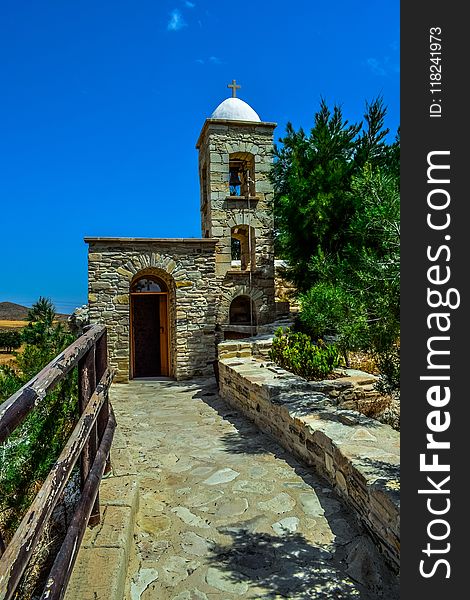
[78, 338, 100, 527]
[95, 330, 111, 476]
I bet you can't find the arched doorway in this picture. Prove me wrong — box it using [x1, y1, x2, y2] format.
[229, 295, 257, 325]
[130, 275, 169, 378]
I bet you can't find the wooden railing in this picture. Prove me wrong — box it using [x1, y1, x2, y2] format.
[0, 324, 115, 600]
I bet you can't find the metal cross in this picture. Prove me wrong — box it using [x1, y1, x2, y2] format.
[227, 79, 241, 98]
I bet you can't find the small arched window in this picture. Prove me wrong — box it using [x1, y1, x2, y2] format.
[228, 152, 255, 197]
[229, 295, 257, 325]
[131, 276, 167, 293]
[231, 225, 255, 270]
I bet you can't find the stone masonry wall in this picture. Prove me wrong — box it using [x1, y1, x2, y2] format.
[197, 120, 276, 325]
[217, 329, 392, 415]
[87, 239, 218, 382]
[217, 347, 400, 571]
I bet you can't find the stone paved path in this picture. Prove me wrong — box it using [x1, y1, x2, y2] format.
[109, 378, 398, 600]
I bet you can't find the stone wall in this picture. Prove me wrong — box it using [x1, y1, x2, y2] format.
[86, 238, 218, 382]
[217, 329, 393, 415]
[197, 120, 277, 326]
[217, 346, 400, 571]
[274, 259, 299, 312]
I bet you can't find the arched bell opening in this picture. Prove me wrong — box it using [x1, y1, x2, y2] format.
[228, 152, 255, 197]
[230, 225, 256, 270]
[229, 295, 257, 326]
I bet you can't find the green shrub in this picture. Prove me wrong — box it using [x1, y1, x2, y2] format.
[298, 283, 369, 354]
[375, 342, 400, 396]
[268, 327, 340, 380]
[0, 297, 78, 537]
[0, 372, 78, 533]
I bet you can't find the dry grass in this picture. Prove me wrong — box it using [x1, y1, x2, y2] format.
[347, 350, 379, 374]
[340, 350, 400, 430]
[0, 352, 17, 366]
[358, 394, 393, 418]
[0, 320, 27, 329]
[0, 319, 67, 329]
[0, 342, 25, 367]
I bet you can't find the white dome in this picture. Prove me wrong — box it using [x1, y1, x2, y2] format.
[210, 97, 261, 122]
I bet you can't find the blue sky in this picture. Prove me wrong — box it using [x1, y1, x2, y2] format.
[0, 1, 399, 314]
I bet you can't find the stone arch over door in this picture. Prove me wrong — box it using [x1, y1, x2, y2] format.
[128, 267, 177, 379]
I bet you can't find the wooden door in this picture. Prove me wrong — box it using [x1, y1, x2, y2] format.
[159, 295, 169, 376]
[132, 295, 160, 377]
[131, 292, 170, 378]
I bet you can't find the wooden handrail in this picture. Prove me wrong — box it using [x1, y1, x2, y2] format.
[41, 407, 116, 600]
[0, 325, 114, 600]
[0, 324, 106, 444]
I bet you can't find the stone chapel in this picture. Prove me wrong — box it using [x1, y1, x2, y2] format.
[85, 82, 282, 382]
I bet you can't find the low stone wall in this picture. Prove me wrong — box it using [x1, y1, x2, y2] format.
[217, 330, 392, 415]
[218, 316, 293, 360]
[217, 352, 400, 571]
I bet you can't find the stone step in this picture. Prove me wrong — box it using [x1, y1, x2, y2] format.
[64, 474, 139, 600]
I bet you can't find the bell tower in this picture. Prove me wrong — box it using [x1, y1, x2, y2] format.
[196, 81, 277, 334]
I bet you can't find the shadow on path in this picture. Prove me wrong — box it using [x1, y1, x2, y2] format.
[207, 527, 397, 599]
[193, 378, 399, 599]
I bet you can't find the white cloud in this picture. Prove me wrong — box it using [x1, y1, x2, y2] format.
[195, 56, 222, 66]
[366, 41, 399, 77]
[167, 9, 186, 31]
[185, 1, 196, 7]
[366, 55, 399, 77]
[366, 58, 387, 77]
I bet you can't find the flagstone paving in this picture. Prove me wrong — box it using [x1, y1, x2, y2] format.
[109, 378, 399, 600]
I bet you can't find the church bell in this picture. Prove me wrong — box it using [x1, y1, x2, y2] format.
[229, 168, 242, 189]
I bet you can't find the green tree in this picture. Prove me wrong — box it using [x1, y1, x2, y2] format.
[20, 297, 72, 379]
[347, 165, 400, 391]
[0, 298, 77, 533]
[0, 330, 22, 352]
[271, 97, 395, 293]
[271, 99, 400, 392]
[27, 296, 56, 325]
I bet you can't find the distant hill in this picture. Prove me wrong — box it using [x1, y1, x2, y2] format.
[0, 302, 69, 321]
[0, 302, 30, 320]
